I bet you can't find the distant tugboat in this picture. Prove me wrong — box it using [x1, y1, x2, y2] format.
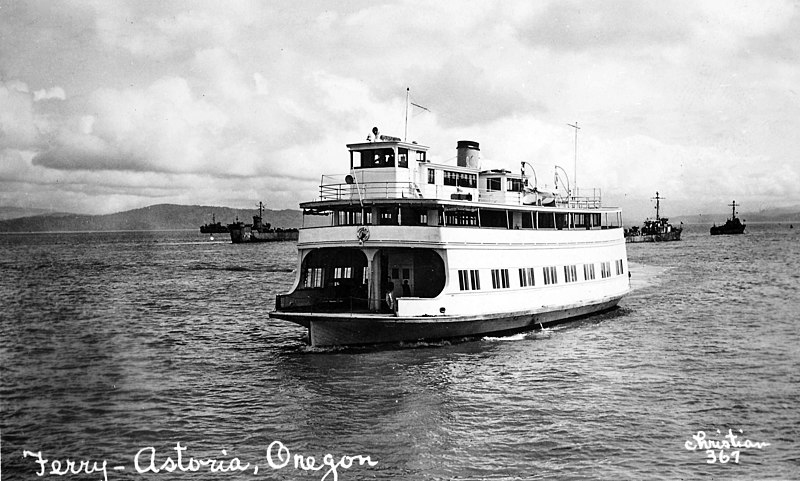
[199, 213, 229, 234]
[228, 201, 299, 243]
[624, 192, 683, 243]
[710, 200, 746, 235]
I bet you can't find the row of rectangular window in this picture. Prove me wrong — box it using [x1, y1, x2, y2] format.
[457, 260, 624, 291]
[330, 207, 621, 230]
[432, 171, 523, 192]
[431, 170, 478, 188]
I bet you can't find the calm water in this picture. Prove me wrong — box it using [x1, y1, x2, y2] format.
[1, 225, 798, 480]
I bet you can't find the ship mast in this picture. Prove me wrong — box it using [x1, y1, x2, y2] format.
[653, 192, 662, 220]
[567, 121, 580, 196]
[404, 87, 409, 142]
[729, 200, 738, 219]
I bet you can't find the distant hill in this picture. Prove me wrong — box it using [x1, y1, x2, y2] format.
[0, 206, 61, 221]
[0, 204, 303, 232]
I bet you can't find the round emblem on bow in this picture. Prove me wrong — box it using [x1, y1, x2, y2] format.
[356, 226, 370, 243]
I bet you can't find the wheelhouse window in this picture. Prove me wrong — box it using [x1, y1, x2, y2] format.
[486, 177, 502, 191]
[398, 148, 409, 168]
[428, 168, 436, 184]
[354, 148, 395, 168]
[615, 259, 624, 275]
[417, 151, 427, 162]
[601, 261, 611, 278]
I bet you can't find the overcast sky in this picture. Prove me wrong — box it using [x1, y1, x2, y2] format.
[1, 0, 799, 222]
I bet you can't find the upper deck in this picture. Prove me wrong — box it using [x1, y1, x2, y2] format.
[308, 135, 608, 212]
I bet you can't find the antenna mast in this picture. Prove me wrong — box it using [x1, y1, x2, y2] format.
[652, 192, 663, 220]
[567, 121, 580, 196]
[404, 87, 409, 142]
[729, 200, 738, 219]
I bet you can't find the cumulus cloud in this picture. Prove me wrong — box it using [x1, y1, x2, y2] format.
[33, 87, 66, 102]
[0, 81, 40, 149]
[517, 0, 693, 52]
[32, 76, 229, 173]
[2, 0, 800, 216]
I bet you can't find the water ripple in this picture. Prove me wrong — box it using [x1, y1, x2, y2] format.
[1, 227, 798, 479]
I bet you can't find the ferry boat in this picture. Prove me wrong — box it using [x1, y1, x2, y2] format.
[624, 192, 682, 243]
[270, 132, 630, 346]
[710, 200, 746, 235]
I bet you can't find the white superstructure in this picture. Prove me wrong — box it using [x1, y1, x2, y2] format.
[270, 134, 630, 346]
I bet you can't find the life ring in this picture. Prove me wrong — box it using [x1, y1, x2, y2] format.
[357, 226, 370, 243]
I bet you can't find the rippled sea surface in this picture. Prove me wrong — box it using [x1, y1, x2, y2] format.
[1, 225, 799, 480]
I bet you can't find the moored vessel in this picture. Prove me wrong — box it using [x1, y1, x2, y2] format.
[269, 127, 631, 347]
[625, 192, 682, 243]
[228, 202, 299, 243]
[710, 201, 746, 235]
[200, 213, 229, 234]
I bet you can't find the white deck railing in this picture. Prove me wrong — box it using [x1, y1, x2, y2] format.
[317, 179, 603, 209]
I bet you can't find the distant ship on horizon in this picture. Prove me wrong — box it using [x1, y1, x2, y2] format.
[710, 201, 746, 235]
[624, 192, 682, 243]
[228, 201, 298, 243]
[199, 212, 229, 234]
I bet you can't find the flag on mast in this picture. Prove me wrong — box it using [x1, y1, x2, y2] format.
[410, 102, 430, 112]
[404, 88, 431, 141]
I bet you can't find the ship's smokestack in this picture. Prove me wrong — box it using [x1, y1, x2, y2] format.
[456, 140, 480, 169]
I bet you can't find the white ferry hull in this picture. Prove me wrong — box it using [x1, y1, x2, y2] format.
[270, 131, 631, 347]
[270, 294, 624, 347]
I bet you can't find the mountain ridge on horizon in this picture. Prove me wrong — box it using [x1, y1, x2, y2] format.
[0, 203, 303, 233]
[1, 203, 798, 232]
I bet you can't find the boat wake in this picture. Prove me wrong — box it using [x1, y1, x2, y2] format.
[188, 264, 293, 273]
[159, 240, 228, 245]
[483, 333, 530, 342]
[627, 262, 670, 291]
[300, 338, 462, 353]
